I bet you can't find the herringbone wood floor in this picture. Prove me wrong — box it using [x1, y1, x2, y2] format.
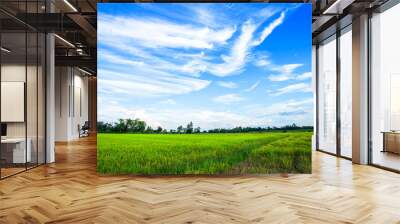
[1, 136, 400, 224]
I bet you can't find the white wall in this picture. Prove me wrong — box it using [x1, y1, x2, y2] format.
[55, 67, 89, 141]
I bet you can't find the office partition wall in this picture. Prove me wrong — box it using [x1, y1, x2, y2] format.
[0, 1, 47, 179]
[0, 31, 28, 177]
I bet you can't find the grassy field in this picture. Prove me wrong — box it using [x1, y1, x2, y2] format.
[97, 131, 312, 175]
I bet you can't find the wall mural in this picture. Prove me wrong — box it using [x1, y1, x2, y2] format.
[97, 3, 312, 175]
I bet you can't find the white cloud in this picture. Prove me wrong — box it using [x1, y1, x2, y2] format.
[272, 63, 302, 74]
[243, 98, 314, 126]
[99, 50, 145, 67]
[268, 64, 304, 82]
[98, 69, 211, 97]
[160, 99, 177, 105]
[193, 7, 217, 28]
[244, 81, 260, 92]
[207, 20, 257, 77]
[254, 58, 271, 67]
[213, 94, 245, 104]
[98, 14, 236, 50]
[98, 98, 314, 130]
[99, 9, 287, 79]
[206, 11, 286, 77]
[268, 74, 292, 82]
[249, 98, 313, 116]
[99, 101, 266, 130]
[217, 81, 238, 89]
[270, 83, 312, 96]
[296, 72, 312, 80]
[251, 12, 285, 46]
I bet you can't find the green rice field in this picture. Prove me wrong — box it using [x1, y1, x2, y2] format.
[97, 131, 312, 175]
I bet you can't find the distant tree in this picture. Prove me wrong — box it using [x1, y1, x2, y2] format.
[136, 120, 146, 132]
[177, 125, 183, 134]
[126, 118, 135, 132]
[146, 126, 154, 133]
[114, 119, 128, 133]
[186, 122, 193, 134]
[97, 118, 313, 134]
[97, 121, 113, 133]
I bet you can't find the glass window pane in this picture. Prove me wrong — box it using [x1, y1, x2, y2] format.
[371, 3, 400, 171]
[1, 31, 27, 177]
[318, 35, 337, 154]
[27, 31, 38, 169]
[340, 28, 352, 158]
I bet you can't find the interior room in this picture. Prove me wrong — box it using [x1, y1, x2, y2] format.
[54, 66, 91, 141]
[0, 0, 96, 179]
[0, 7, 46, 178]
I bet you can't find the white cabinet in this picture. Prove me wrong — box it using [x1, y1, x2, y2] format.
[1, 138, 32, 163]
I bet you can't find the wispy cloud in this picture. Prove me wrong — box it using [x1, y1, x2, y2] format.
[272, 63, 302, 74]
[296, 72, 312, 80]
[268, 63, 303, 81]
[207, 12, 286, 77]
[251, 11, 285, 46]
[254, 58, 271, 67]
[99, 14, 236, 50]
[267, 64, 311, 82]
[213, 94, 245, 104]
[269, 82, 312, 96]
[244, 81, 260, 92]
[160, 99, 177, 105]
[217, 81, 238, 89]
[206, 20, 257, 77]
[98, 69, 211, 97]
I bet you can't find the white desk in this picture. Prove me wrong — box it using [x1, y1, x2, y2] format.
[1, 138, 31, 163]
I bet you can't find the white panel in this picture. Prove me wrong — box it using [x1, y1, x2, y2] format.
[1, 82, 25, 122]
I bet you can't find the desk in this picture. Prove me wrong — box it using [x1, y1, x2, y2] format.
[382, 131, 400, 154]
[1, 138, 31, 163]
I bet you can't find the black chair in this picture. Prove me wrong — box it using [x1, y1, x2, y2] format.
[79, 121, 90, 138]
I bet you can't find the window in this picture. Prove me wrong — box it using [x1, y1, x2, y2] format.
[317, 35, 337, 154]
[370, 3, 400, 171]
[339, 27, 352, 158]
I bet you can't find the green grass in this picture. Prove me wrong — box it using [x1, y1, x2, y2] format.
[97, 131, 312, 175]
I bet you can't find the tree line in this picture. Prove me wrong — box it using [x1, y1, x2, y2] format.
[97, 118, 313, 134]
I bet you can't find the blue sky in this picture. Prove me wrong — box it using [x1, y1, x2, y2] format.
[98, 3, 312, 130]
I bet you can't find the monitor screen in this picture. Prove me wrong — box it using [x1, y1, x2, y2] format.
[1, 123, 7, 137]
